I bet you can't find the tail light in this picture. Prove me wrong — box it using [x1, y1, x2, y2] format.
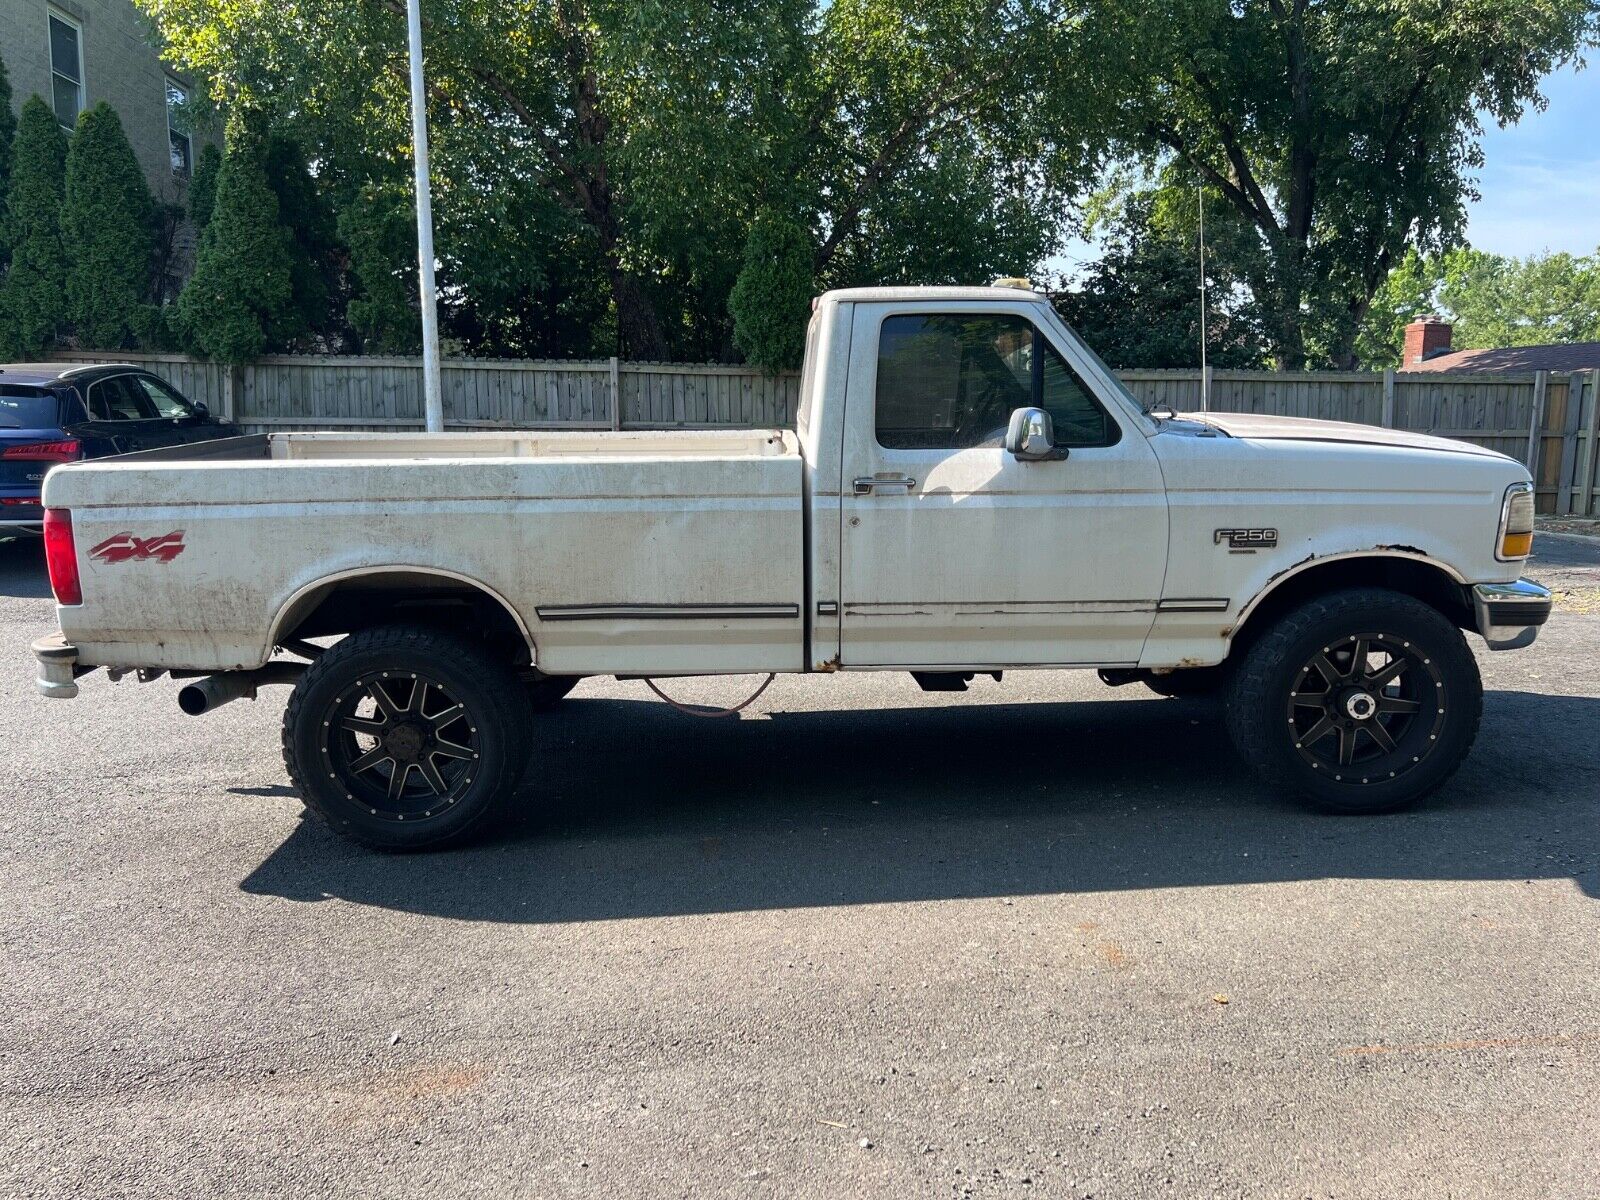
[43, 508, 82, 605]
[1, 439, 81, 462]
[1496, 482, 1535, 561]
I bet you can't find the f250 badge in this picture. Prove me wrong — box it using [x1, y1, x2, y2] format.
[89, 531, 187, 564]
[1214, 527, 1278, 551]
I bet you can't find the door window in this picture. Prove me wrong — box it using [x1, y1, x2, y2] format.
[134, 375, 195, 419]
[874, 314, 1116, 450]
[88, 377, 158, 421]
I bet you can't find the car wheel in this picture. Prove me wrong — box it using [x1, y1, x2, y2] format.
[1225, 587, 1482, 814]
[282, 625, 531, 850]
[525, 674, 579, 710]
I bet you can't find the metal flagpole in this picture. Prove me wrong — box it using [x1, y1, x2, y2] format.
[406, 0, 444, 432]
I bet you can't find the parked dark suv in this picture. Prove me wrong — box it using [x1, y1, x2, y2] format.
[1, 363, 241, 535]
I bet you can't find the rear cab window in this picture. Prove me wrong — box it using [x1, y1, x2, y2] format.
[874, 314, 1119, 451]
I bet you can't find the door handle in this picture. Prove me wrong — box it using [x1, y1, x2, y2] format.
[852, 475, 917, 495]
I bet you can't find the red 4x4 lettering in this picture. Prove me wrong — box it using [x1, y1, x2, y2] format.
[88, 531, 187, 564]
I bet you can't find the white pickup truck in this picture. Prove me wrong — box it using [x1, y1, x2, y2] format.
[34, 284, 1550, 849]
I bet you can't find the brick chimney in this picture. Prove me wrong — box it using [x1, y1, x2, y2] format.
[1403, 316, 1453, 365]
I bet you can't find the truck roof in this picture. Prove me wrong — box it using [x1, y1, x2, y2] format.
[818, 285, 1051, 305]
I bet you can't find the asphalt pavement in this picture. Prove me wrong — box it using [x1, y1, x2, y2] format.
[2, 535, 1596, 1199]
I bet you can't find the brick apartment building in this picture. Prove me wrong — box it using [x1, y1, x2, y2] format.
[0, 0, 218, 286]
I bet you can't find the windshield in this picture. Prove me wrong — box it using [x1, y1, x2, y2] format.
[0, 387, 61, 430]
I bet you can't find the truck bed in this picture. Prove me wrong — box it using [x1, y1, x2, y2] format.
[45, 429, 806, 676]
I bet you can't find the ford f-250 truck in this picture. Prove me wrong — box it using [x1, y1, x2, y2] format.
[33, 284, 1551, 849]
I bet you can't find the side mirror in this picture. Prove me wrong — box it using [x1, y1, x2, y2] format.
[1004, 407, 1069, 462]
[190, 401, 209, 421]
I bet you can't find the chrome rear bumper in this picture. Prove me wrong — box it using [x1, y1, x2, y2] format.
[1471, 579, 1552, 650]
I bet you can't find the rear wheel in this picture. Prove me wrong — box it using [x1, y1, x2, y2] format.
[1225, 588, 1482, 813]
[282, 625, 531, 850]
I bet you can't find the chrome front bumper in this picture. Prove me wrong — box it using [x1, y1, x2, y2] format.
[1471, 578, 1552, 650]
[33, 633, 81, 699]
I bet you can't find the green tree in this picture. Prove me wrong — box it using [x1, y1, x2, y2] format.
[1058, 191, 1266, 368]
[1439, 249, 1600, 349]
[730, 209, 815, 371]
[175, 126, 296, 361]
[1098, 0, 1597, 368]
[0, 52, 17, 265]
[0, 97, 70, 356]
[137, 0, 1115, 362]
[262, 134, 340, 344]
[338, 182, 419, 354]
[1353, 248, 1444, 367]
[61, 103, 156, 348]
[1357, 248, 1600, 365]
[188, 141, 221, 231]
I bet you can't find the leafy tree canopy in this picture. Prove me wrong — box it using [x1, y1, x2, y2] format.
[1088, 0, 1598, 369]
[1358, 246, 1600, 366]
[1056, 186, 1266, 368]
[137, 0, 1118, 362]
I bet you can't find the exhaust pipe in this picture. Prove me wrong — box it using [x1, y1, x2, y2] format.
[178, 662, 306, 716]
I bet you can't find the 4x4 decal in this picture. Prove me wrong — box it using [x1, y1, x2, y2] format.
[89, 531, 187, 564]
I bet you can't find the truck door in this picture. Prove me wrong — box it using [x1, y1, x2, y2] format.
[837, 301, 1168, 668]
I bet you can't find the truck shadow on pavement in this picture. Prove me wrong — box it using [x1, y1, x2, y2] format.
[0, 537, 52, 600]
[240, 687, 1600, 917]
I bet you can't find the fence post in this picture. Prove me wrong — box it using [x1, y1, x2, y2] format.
[1381, 368, 1395, 428]
[1526, 370, 1547, 474]
[608, 356, 621, 430]
[1578, 369, 1600, 518]
[1557, 374, 1583, 515]
[222, 363, 243, 423]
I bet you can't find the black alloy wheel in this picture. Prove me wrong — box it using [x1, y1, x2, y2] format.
[1287, 633, 1445, 785]
[322, 671, 482, 820]
[283, 625, 531, 850]
[1226, 588, 1483, 814]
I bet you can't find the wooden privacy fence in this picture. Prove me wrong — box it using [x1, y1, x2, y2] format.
[47, 352, 1600, 515]
[47, 351, 803, 434]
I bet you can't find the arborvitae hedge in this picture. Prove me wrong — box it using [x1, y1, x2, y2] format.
[0, 97, 70, 357]
[729, 209, 815, 373]
[263, 134, 338, 344]
[188, 142, 221, 232]
[176, 125, 295, 362]
[61, 103, 156, 349]
[0, 53, 16, 264]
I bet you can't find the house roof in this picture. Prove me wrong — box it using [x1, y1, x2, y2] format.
[1406, 342, 1600, 373]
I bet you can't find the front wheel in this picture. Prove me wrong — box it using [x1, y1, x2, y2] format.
[1224, 588, 1482, 814]
[282, 625, 532, 850]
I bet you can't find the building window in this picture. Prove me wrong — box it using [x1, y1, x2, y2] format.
[48, 10, 84, 130]
[166, 81, 192, 176]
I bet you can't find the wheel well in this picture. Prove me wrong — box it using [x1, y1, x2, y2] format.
[1231, 556, 1470, 658]
[271, 571, 533, 665]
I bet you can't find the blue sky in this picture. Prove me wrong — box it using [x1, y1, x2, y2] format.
[1467, 61, 1600, 256]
